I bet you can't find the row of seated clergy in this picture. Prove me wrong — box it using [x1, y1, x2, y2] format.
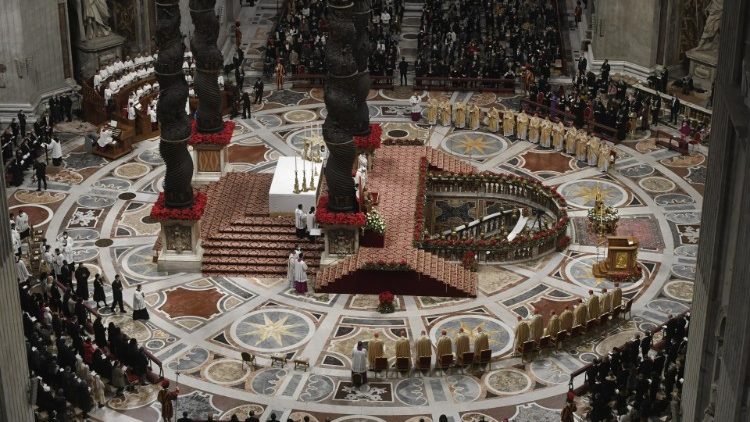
[366, 329, 491, 368]
[513, 282, 625, 353]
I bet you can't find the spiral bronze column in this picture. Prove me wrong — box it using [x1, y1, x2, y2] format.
[155, 0, 194, 208]
[189, 0, 224, 133]
[323, 0, 371, 212]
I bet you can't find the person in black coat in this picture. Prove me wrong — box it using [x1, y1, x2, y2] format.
[92, 274, 107, 308]
[34, 160, 47, 191]
[74, 298, 87, 326]
[17, 110, 27, 137]
[74, 263, 90, 300]
[242, 92, 252, 119]
[253, 78, 264, 103]
[111, 275, 125, 313]
[93, 317, 107, 347]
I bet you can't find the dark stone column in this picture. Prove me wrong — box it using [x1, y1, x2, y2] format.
[322, 0, 371, 212]
[189, 0, 224, 133]
[155, 0, 194, 208]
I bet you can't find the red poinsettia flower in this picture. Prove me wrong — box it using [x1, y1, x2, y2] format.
[379, 291, 394, 304]
[150, 191, 208, 221]
[188, 120, 236, 146]
[354, 124, 383, 151]
[315, 196, 366, 226]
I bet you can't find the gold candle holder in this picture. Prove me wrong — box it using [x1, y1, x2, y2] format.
[293, 170, 301, 194]
[307, 166, 315, 191]
[301, 160, 308, 192]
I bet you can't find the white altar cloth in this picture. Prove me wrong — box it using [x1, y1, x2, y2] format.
[269, 157, 322, 215]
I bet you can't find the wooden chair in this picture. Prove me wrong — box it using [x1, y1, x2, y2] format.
[293, 358, 310, 371]
[477, 349, 492, 370]
[240, 352, 256, 370]
[458, 352, 474, 373]
[571, 325, 584, 338]
[623, 299, 634, 319]
[270, 354, 287, 368]
[436, 354, 454, 375]
[415, 355, 431, 375]
[369, 356, 388, 377]
[612, 306, 622, 320]
[585, 319, 598, 333]
[392, 356, 411, 377]
[538, 335, 553, 353]
[521, 340, 536, 363]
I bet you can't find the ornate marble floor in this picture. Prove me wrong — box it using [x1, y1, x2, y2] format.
[7, 87, 703, 422]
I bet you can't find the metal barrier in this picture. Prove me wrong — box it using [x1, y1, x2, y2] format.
[414, 76, 516, 93]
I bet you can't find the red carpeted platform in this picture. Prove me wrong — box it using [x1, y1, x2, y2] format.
[315, 146, 478, 298]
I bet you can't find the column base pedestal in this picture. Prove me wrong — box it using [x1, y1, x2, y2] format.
[156, 218, 204, 273]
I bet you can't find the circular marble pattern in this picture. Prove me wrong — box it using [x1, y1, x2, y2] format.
[67, 228, 100, 241]
[202, 359, 251, 385]
[118, 192, 137, 200]
[674, 245, 699, 258]
[394, 378, 429, 406]
[557, 179, 628, 209]
[564, 255, 644, 291]
[595, 330, 642, 356]
[468, 92, 497, 106]
[663, 280, 694, 302]
[13, 190, 66, 205]
[665, 211, 701, 225]
[671, 264, 696, 280]
[579, 352, 599, 364]
[287, 128, 323, 154]
[255, 115, 283, 128]
[299, 375, 335, 403]
[167, 347, 210, 371]
[660, 153, 705, 168]
[250, 368, 287, 395]
[647, 298, 690, 315]
[123, 245, 170, 280]
[639, 176, 676, 193]
[429, 315, 513, 357]
[94, 177, 132, 191]
[619, 163, 654, 178]
[105, 314, 152, 343]
[378, 88, 427, 101]
[461, 413, 498, 422]
[331, 416, 387, 422]
[655, 193, 695, 206]
[137, 149, 165, 166]
[387, 129, 409, 138]
[446, 374, 482, 402]
[95, 238, 114, 247]
[114, 162, 152, 180]
[71, 247, 99, 262]
[76, 194, 116, 209]
[442, 131, 508, 159]
[283, 109, 318, 123]
[9, 204, 53, 227]
[529, 358, 569, 384]
[484, 368, 532, 395]
[230, 309, 315, 353]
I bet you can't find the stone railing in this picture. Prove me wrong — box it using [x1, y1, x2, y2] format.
[442, 209, 518, 239]
[415, 172, 570, 263]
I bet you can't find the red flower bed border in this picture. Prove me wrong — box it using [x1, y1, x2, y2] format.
[315, 195, 366, 226]
[354, 123, 382, 151]
[150, 191, 208, 221]
[188, 120, 236, 146]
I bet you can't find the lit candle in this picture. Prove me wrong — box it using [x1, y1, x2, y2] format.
[294, 154, 297, 172]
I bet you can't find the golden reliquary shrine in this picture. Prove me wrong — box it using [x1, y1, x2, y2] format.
[593, 236, 640, 279]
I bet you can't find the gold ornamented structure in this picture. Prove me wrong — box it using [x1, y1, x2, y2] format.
[587, 185, 620, 237]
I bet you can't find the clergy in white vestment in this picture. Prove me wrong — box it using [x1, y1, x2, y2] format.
[132, 285, 149, 320]
[294, 204, 306, 238]
[293, 253, 309, 294]
[15, 210, 30, 239]
[97, 127, 114, 148]
[306, 207, 319, 242]
[16, 255, 31, 283]
[62, 240, 74, 264]
[11, 224, 21, 254]
[351, 341, 368, 385]
[287, 251, 296, 288]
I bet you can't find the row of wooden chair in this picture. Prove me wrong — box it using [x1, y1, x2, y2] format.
[517, 299, 634, 362]
[368, 349, 493, 378]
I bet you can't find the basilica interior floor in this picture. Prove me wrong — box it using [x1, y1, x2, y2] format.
[6, 82, 704, 421]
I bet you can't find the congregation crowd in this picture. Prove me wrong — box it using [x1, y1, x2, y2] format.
[2, 109, 64, 188]
[264, 0, 404, 81]
[415, 0, 562, 80]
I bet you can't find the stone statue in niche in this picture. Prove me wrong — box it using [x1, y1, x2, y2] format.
[694, 0, 723, 53]
[166, 224, 192, 253]
[80, 0, 113, 40]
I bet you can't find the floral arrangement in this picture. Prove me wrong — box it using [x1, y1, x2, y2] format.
[556, 235, 571, 251]
[607, 265, 643, 283]
[413, 157, 428, 242]
[354, 123, 382, 151]
[188, 120, 236, 146]
[315, 195, 366, 226]
[364, 209, 386, 234]
[362, 260, 410, 271]
[150, 191, 207, 221]
[377, 291, 395, 314]
[462, 251, 478, 272]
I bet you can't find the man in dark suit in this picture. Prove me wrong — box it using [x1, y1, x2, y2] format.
[670, 97, 680, 124]
[34, 160, 47, 191]
[111, 275, 125, 313]
[399, 58, 408, 86]
[17, 110, 26, 136]
[253, 78, 264, 104]
[242, 91, 252, 119]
